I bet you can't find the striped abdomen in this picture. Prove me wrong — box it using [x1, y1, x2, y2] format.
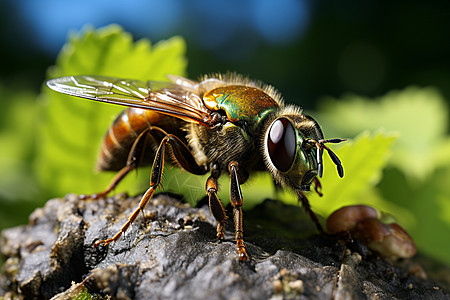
[97, 107, 186, 171]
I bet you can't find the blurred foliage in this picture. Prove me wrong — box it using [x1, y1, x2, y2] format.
[0, 25, 449, 266]
[317, 88, 450, 181]
[0, 85, 42, 229]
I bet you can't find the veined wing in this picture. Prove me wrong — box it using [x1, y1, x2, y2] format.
[46, 75, 214, 126]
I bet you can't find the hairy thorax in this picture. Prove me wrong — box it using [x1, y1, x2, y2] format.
[186, 122, 259, 180]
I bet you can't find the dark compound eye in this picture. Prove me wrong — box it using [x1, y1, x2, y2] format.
[267, 118, 296, 172]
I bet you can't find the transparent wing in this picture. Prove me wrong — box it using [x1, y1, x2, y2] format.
[46, 75, 214, 126]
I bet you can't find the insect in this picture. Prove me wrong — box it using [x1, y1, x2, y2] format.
[46, 73, 345, 261]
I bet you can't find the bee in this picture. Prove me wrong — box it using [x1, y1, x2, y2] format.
[46, 73, 345, 261]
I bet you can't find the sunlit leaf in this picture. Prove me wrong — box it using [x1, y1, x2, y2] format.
[316, 87, 449, 181]
[35, 25, 187, 197]
[379, 166, 450, 265]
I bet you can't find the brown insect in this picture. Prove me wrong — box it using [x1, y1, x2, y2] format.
[46, 73, 345, 261]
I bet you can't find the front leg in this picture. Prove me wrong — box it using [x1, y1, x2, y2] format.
[228, 161, 249, 261]
[297, 190, 325, 234]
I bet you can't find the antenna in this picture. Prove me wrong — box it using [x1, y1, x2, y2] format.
[315, 139, 346, 178]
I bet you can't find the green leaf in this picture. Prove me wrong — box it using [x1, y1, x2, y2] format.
[317, 87, 449, 181]
[35, 25, 187, 197]
[379, 166, 450, 265]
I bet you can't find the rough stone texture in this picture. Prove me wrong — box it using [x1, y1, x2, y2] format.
[1, 193, 449, 300]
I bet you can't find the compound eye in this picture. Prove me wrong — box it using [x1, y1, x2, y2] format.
[267, 118, 296, 172]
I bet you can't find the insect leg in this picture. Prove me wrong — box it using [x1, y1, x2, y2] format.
[297, 191, 325, 234]
[206, 173, 227, 240]
[228, 161, 249, 261]
[82, 129, 152, 200]
[313, 177, 323, 197]
[94, 133, 167, 247]
[94, 132, 207, 247]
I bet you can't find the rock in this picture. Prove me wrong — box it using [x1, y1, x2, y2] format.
[1, 193, 449, 299]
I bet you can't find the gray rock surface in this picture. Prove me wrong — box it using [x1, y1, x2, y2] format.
[1, 193, 449, 299]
